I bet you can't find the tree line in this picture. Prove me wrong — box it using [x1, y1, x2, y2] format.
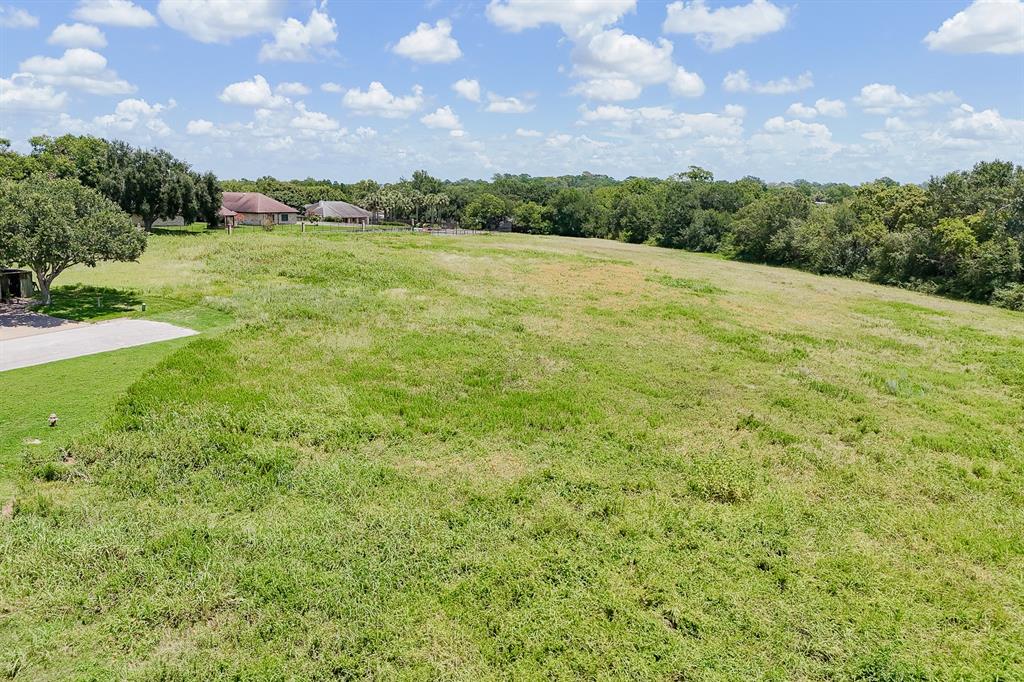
[227, 162, 1024, 310]
[2, 134, 1022, 310]
[1, 135, 221, 230]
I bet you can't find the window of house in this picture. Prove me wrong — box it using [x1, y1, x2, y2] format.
[280, 214, 290, 222]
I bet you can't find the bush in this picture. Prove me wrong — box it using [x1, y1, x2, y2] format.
[991, 283, 1024, 311]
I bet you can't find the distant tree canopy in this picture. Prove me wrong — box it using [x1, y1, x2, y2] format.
[2, 135, 1021, 309]
[199, 161, 1024, 309]
[2, 135, 220, 230]
[0, 175, 146, 304]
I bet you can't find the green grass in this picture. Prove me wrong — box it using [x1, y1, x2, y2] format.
[1, 231, 1022, 679]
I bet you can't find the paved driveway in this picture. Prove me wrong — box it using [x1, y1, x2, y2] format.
[0, 309, 85, 340]
[0, 319, 198, 372]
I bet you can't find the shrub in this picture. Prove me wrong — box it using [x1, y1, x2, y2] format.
[991, 283, 1024, 311]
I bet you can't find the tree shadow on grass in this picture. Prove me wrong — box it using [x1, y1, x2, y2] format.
[40, 285, 142, 321]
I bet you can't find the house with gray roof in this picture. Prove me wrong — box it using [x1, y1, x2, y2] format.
[304, 200, 372, 226]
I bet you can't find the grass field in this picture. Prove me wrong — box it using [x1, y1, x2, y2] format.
[1, 230, 1022, 679]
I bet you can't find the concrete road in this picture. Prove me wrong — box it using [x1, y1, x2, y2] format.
[0, 319, 198, 372]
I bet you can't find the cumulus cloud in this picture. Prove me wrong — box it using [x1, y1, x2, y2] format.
[485, 93, 534, 113]
[219, 75, 287, 108]
[421, 105, 462, 130]
[18, 48, 135, 95]
[723, 69, 813, 94]
[515, 128, 543, 137]
[924, 0, 1024, 54]
[752, 115, 840, 156]
[276, 82, 310, 96]
[158, 0, 279, 42]
[48, 23, 107, 48]
[0, 74, 68, 111]
[185, 118, 226, 136]
[669, 66, 705, 97]
[663, 0, 788, 50]
[854, 83, 959, 114]
[74, 0, 156, 27]
[571, 28, 704, 100]
[577, 103, 744, 141]
[291, 102, 340, 131]
[393, 19, 462, 63]
[321, 82, 343, 93]
[94, 97, 174, 136]
[259, 5, 338, 62]
[486, 0, 637, 39]
[787, 98, 846, 119]
[948, 103, 1024, 140]
[571, 78, 643, 101]
[343, 81, 425, 118]
[452, 78, 481, 102]
[0, 4, 38, 28]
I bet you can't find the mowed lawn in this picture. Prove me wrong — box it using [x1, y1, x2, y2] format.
[1, 230, 1022, 680]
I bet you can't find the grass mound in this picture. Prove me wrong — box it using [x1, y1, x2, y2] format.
[1, 231, 1022, 679]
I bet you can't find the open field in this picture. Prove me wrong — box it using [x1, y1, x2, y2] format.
[1, 230, 1023, 679]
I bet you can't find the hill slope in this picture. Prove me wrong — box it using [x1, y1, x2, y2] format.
[2, 231, 1022, 679]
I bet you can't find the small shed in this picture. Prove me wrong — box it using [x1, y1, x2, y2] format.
[1, 269, 34, 301]
[305, 200, 372, 226]
[217, 206, 238, 230]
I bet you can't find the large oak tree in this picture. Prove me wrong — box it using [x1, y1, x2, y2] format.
[0, 175, 146, 304]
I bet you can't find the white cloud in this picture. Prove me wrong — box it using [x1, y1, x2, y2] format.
[48, 23, 107, 48]
[0, 74, 68, 111]
[321, 82, 343, 93]
[355, 126, 377, 138]
[18, 48, 135, 95]
[94, 97, 174, 136]
[515, 128, 543, 137]
[486, 0, 637, 39]
[291, 102, 340, 131]
[546, 133, 573, 147]
[948, 103, 1024, 140]
[573, 29, 673, 84]
[421, 105, 462, 130]
[452, 78, 481, 102]
[571, 28, 703, 100]
[723, 104, 746, 118]
[754, 115, 840, 156]
[0, 4, 38, 28]
[485, 93, 534, 113]
[663, 0, 788, 50]
[393, 19, 462, 63]
[571, 78, 643, 101]
[259, 5, 338, 62]
[854, 83, 958, 114]
[813, 98, 846, 117]
[449, 129, 466, 138]
[723, 69, 813, 94]
[343, 82, 425, 118]
[185, 118, 226, 136]
[74, 0, 156, 27]
[787, 98, 846, 119]
[158, 0, 280, 43]
[219, 75, 287, 108]
[276, 81, 311, 96]
[884, 116, 908, 132]
[786, 102, 817, 119]
[577, 103, 743, 141]
[924, 0, 1024, 54]
[669, 66, 705, 97]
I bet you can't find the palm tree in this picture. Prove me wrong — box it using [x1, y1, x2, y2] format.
[425, 192, 450, 227]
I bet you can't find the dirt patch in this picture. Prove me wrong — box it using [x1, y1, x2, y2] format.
[0, 303, 85, 340]
[397, 448, 529, 482]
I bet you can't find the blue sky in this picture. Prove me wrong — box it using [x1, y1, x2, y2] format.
[1, 0, 1022, 183]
